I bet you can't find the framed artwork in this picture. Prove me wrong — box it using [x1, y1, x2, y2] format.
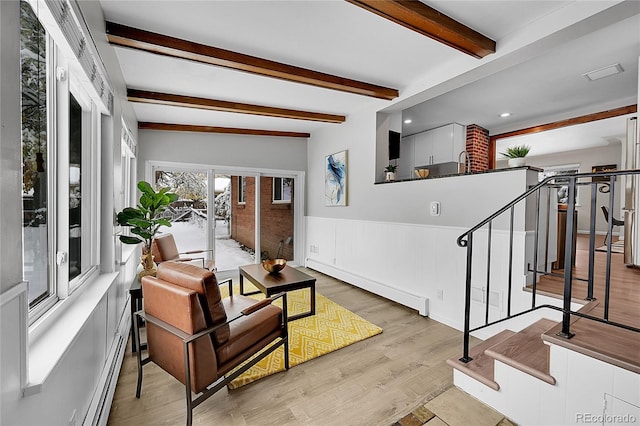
[325, 150, 347, 206]
[591, 164, 616, 182]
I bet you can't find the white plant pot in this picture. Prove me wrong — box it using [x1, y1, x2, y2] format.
[508, 157, 526, 167]
[385, 171, 396, 182]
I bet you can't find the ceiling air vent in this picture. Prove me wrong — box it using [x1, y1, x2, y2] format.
[582, 63, 624, 82]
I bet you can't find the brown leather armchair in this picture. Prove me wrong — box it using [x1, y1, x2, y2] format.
[134, 262, 289, 426]
[151, 233, 217, 271]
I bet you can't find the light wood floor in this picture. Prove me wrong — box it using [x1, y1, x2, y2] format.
[107, 268, 503, 426]
[536, 235, 640, 373]
[537, 235, 640, 328]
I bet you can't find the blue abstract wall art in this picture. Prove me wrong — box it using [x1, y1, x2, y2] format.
[325, 150, 347, 206]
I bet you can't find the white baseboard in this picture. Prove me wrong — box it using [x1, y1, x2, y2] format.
[305, 258, 429, 316]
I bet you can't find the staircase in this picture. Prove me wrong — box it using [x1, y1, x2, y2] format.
[450, 169, 640, 425]
[448, 315, 640, 425]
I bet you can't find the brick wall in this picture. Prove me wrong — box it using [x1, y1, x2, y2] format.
[230, 176, 294, 260]
[231, 176, 255, 250]
[466, 124, 490, 172]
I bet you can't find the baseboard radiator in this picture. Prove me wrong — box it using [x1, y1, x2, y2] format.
[83, 301, 130, 426]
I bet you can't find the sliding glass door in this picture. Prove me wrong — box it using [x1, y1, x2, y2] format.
[153, 168, 211, 260]
[148, 164, 302, 273]
[212, 173, 254, 271]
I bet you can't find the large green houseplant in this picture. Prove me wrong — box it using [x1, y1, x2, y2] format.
[117, 181, 178, 277]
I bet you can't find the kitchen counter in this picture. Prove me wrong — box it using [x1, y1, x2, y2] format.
[375, 165, 542, 185]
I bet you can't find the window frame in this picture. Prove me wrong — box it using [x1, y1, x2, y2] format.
[272, 177, 292, 204]
[22, 1, 101, 321]
[21, 1, 58, 320]
[64, 82, 99, 296]
[238, 176, 246, 204]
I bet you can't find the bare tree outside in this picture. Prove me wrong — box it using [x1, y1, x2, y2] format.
[152, 170, 249, 271]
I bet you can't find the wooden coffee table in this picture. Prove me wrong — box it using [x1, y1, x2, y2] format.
[238, 263, 316, 321]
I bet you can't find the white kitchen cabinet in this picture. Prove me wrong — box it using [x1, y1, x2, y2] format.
[432, 125, 455, 164]
[451, 124, 466, 161]
[413, 131, 433, 167]
[412, 123, 466, 167]
[397, 135, 415, 179]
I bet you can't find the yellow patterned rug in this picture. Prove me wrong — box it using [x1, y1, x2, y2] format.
[219, 285, 383, 389]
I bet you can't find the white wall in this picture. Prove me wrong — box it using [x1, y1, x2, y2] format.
[308, 108, 535, 227]
[137, 130, 308, 181]
[306, 105, 540, 328]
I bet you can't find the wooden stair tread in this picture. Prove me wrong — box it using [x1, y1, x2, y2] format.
[484, 318, 557, 385]
[447, 329, 515, 390]
[543, 317, 640, 374]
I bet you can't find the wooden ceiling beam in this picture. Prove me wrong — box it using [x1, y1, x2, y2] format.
[346, 0, 495, 59]
[491, 104, 637, 140]
[106, 21, 398, 100]
[488, 104, 637, 169]
[127, 89, 346, 124]
[138, 122, 310, 138]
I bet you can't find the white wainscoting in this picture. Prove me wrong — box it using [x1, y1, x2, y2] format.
[305, 216, 524, 330]
[305, 216, 535, 331]
[0, 281, 29, 416]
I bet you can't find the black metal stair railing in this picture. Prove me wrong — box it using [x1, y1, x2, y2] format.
[456, 169, 640, 363]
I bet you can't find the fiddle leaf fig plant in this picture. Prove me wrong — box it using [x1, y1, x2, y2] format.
[116, 181, 178, 252]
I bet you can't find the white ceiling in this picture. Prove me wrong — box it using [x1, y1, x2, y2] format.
[98, 0, 640, 157]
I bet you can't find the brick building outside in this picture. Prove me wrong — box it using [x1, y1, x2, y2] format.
[230, 176, 294, 261]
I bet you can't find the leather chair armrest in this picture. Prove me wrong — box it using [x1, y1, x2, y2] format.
[138, 308, 243, 345]
[136, 311, 191, 341]
[241, 299, 273, 315]
[182, 291, 289, 344]
[181, 249, 214, 255]
[172, 257, 205, 269]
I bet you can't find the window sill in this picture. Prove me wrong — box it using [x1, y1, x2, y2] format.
[25, 271, 118, 396]
[121, 243, 139, 265]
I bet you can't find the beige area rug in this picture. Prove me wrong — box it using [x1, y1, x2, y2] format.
[596, 240, 624, 254]
[218, 284, 383, 389]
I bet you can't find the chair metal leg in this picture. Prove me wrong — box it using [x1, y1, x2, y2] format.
[135, 313, 143, 398]
[284, 336, 290, 370]
[184, 341, 193, 426]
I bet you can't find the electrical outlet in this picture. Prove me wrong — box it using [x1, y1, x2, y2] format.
[437, 289, 444, 300]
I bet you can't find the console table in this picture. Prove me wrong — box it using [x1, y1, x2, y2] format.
[129, 277, 146, 353]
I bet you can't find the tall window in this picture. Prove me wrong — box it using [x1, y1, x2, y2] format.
[20, 0, 100, 319]
[238, 176, 246, 204]
[272, 177, 292, 203]
[21, 0, 51, 308]
[68, 95, 83, 281]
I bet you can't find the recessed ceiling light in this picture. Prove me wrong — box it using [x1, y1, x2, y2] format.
[404, 119, 412, 124]
[582, 63, 624, 81]
[499, 112, 511, 118]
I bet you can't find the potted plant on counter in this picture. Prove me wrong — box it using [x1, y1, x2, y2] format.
[117, 180, 178, 278]
[384, 164, 397, 182]
[501, 145, 531, 167]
